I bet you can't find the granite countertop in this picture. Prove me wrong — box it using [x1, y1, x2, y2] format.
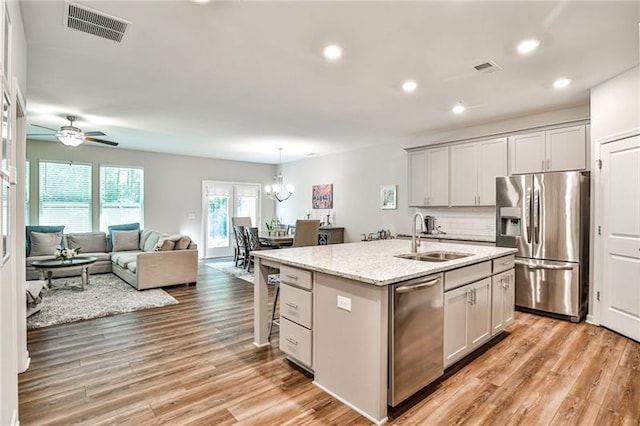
[396, 233, 496, 243]
[253, 240, 516, 286]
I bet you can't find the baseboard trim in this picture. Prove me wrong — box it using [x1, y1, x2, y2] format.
[313, 380, 388, 426]
[11, 408, 19, 426]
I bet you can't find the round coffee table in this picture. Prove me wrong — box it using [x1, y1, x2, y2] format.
[31, 256, 98, 291]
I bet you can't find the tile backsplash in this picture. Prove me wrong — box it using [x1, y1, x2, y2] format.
[418, 207, 496, 237]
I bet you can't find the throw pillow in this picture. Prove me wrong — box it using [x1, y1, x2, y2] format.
[30, 231, 64, 257]
[107, 223, 140, 251]
[67, 232, 107, 253]
[111, 229, 140, 252]
[154, 238, 176, 251]
[175, 235, 191, 250]
[26, 225, 65, 257]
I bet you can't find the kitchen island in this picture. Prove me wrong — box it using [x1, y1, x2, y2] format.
[253, 239, 516, 425]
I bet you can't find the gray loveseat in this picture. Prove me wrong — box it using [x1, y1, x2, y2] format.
[26, 228, 198, 290]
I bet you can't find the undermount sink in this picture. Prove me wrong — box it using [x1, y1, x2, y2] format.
[395, 251, 474, 262]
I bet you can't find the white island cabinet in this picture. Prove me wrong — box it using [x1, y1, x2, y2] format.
[253, 240, 516, 425]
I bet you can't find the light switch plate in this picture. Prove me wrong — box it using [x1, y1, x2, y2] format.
[337, 295, 351, 312]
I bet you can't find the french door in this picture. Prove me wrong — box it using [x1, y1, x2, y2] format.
[202, 181, 260, 258]
[600, 135, 640, 342]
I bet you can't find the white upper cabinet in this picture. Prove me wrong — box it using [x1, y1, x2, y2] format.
[408, 146, 449, 207]
[451, 137, 507, 206]
[509, 125, 586, 174]
[546, 125, 587, 171]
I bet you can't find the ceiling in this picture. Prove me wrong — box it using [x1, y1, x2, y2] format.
[21, 1, 639, 164]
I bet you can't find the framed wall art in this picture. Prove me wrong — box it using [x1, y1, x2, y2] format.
[312, 184, 333, 209]
[380, 185, 397, 210]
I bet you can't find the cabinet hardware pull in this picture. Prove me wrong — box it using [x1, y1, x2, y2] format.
[473, 288, 477, 304]
[285, 302, 298, 309]
[285, 274, 298, 280]
[396, 278, 440, 294]
[541, 160, 545, 171]
[285, 337, 299, 345]
[468, 291, 473, 305]
[546, 159, 550, 170]
[500, 260, 512, 265]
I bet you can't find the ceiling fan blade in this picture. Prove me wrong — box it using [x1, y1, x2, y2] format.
[84, 131, 106, 136]
[84, 136, 118, 147]
[27, 133, 58, 137]
[30, 123, 59, 132]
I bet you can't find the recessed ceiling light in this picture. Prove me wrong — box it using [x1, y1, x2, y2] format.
[553, 78, 571, 89]
[323, 44, 343, 62]
[402, 80, 418, 93]
[452, 102, 465, 114]
[517, 38, 541, 55]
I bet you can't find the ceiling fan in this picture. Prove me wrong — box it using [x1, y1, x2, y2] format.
[27, 115, 119, 147]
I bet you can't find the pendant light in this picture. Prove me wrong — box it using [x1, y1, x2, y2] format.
[265, 148, 294, 202]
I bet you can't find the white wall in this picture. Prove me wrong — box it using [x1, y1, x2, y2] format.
[26, 140, 277, 257]
[590, 66, 640, 143]
[1, 1, 27, 425]
[277, 105, 589, 242]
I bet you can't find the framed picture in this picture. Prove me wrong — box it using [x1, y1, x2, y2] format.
[380, 185, 397, 210]
[312, 184, 333, 209]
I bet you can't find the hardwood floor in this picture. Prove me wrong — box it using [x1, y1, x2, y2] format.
[19, 264, 639, 425]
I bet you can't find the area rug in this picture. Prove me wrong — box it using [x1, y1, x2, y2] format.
[206, 261, 279, 284]
[27, 273, 178, 330]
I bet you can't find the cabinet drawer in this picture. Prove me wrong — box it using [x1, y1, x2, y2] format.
[493, 255, 515, 274]
[280, 265, 313, 290]
[445, 261, 491, 291]
[280, 283, 312, 328]
[280, 317, 312, 368]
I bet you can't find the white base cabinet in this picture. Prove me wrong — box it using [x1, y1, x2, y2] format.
[491, 269, 515, 336]
[444, 278, 491, 367]
[444, 255, 515, 368]
[279, 266, 314, 369]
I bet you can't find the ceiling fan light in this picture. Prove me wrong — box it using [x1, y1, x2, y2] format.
[57, 131, 84, 147]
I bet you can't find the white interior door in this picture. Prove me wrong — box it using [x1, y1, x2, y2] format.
[600, 135, 640, 342]
[202, 181, 260, 258]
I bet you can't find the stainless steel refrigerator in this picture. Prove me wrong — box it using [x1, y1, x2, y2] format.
[496, 171, 590, 322]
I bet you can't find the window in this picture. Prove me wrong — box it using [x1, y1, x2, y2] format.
[39, 161, 92, 232]
[100, 166, 144, 231]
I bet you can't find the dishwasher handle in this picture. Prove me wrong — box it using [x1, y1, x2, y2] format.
[395, 278, 441, 294]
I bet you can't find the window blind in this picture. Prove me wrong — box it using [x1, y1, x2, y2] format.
[100, 166, 144, 231]
[39, 161, 92, 232]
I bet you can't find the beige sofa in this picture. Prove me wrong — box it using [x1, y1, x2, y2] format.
[26, 229, 198, 290]
[110, 229, 198, 290]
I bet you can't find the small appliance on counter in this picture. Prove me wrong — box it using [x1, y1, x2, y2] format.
[423, 215, 437, 234]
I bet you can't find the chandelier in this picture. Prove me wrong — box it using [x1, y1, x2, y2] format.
[265, 148, 294, 202]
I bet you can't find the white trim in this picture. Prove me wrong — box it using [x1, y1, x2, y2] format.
[10, 408, 18, 426]
[313, 380, 388, 426]
[596, 128, 640, 145]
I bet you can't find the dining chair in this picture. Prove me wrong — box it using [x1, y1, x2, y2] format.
[293, 219, 320, 247]
[245, 227, 278, 272]
[232, 225, 249, 268]
[231, 217, 252, 265]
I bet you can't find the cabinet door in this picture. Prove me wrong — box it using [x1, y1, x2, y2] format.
[509, 132, 545, 174]
[491, 270, 514, 335]
[450, 142, 477, 206]
[546, 125, 586, 171]
[477, 138, 508, 205]
[408, 150, 427, 206]
[468, 278, 492, 349]
[444, 285, 470, 367]
[426, 146, 449, 206]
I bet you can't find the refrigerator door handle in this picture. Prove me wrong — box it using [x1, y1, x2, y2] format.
[533, 187, 541, 245]
[514, 260, 573, 271]
[525, 187, 532, 243]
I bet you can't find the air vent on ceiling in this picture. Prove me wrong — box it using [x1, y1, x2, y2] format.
[473, 60, 503, 74]
[63, 1, 131, 43]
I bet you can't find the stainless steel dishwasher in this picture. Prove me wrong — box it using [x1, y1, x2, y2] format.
[388, 272, 444, 406]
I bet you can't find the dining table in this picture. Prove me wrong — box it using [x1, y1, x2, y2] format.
[258, 232, 294, 247]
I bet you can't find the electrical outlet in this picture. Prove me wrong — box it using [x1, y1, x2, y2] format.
[337, 295, 351, 312]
